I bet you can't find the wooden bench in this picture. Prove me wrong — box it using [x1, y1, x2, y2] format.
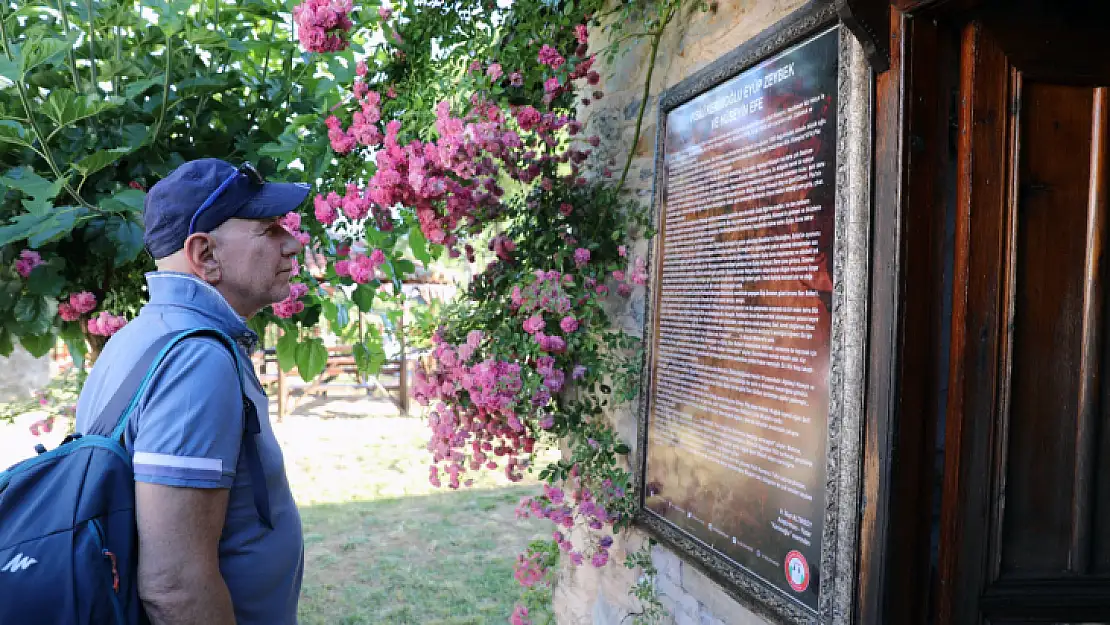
[252, 346, 413, 421]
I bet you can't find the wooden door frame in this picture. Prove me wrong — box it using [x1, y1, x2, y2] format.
[859, 2, 1110, 624]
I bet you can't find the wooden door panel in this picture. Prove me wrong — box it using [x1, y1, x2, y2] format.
[938, 16, 1110, 624]
[1001, 82, 1099, 579]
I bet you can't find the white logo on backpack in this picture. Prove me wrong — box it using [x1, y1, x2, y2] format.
[1, 553, 37, 572]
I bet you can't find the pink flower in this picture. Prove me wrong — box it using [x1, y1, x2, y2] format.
[87, 312, 127, 337]
[314, 194, 339, 225]
[612, 270, 625, 281]
[486, 63, 503, 80]
[335, 259, 351, 277]
[510, 604, 532, 625]
[587, 71, 600, 85]
[378, 5, 392, 20]
[70, 291, 97, 314]
[522, 315, 544, 334]
[560, 203, 573, 216]
[573, 247, 590, 267]
[591, 550, 609, 567]
[575, 24, 589, 45]
[14, 250, 42, 279]
[468, 59, 482, 74]
[509, 72, 524, 87]
[293, 0, 354, 53]
[543, 77, 561, 94]
[572, 364, 587, 380]
[618, 245, 627, 257]
[538, 45, 565, 69]
[273, 283, 309, 318]
[58, 303, 80, 322]
[539, 414, 555, 430]
[617, 283, 633, 297]
[560, 316, 579, 333]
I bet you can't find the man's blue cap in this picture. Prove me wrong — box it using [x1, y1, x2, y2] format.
[143, 158, 311, 259]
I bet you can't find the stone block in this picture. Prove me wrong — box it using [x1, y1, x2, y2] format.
[680, 565, 767, 625]
[651, 544, 683, 584]
[593, 591, 632, 625]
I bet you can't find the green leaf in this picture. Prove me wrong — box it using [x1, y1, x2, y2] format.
[408, 224, 430, 265]
[353, 341, 386, 376]
[321, 299, 351, 330]
[20, 333, 55, 358]
[0, 121, 31, 147]
[0, 280, 20, 310]
[26, 263, 64, 297]
[295, 337, 328, 382]
[100, 188, 146, 215]
[276, 330, 298, 373]
[0, 207, 86, 248]
[27, 207, 86, 248]
[352, 283, 376, 311]
[614, 443, 631, 455]
[41, 89, 121, 128]
[394, 259, 416, 276]
[0, 166, 59, 211]
[0, 329, 13, 357]
[109, 218, 144, 265]
[74, 148, 132, 176]
[63, 334, 86, 370]
[21, 35, 74, 74]
[0, 57, 19, 86]
[14, 295, 53, 335]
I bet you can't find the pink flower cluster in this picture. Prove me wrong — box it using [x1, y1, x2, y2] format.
[510, 604, 531, 625]
[326, 84, 383, 154]
[58, 292, 97, 322]
[611, 256, 649, 297]
[87, 312, 127, 337]
[335, 248, 386, 284]
[273, 283, 309, 318]
[324, 60, 599, 255]
[293, 0, 353, 53]
[516, 479, 619, 569]
[14, 250, 42, 279]
[416, 330, 545, 488]
[509, 270, 590, 352]
[279, 212, 311, 247]
[513, 551, 548, 588]
[537, 45, 565, 69]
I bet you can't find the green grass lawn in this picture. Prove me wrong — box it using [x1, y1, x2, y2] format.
[274, 397, 552, 624]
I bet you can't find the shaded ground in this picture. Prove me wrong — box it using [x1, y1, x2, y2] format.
[1, 393, 550, 624]
[277, 396, 552, 624]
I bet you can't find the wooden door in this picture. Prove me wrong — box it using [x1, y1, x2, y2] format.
[937, 5, 1110, 623]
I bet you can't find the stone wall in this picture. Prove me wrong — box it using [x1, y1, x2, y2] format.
[0, 346, 51, 402]
[552, 1, 809, 623]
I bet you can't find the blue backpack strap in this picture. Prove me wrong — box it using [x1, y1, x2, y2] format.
[96, 328, 272, 529]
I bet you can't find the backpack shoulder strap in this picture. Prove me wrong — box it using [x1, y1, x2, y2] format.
[95, 327, 273, 529]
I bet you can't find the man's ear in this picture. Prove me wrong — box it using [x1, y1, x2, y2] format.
[182, 233, 221, 284]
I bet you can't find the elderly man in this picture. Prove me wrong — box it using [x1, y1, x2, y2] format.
[75, 158, 308, 625]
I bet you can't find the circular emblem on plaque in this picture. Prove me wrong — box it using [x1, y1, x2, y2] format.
[784, 551, 809, 592]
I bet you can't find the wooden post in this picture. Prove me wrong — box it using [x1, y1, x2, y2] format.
[398, 307, 408, 416]
[277, 365, 286, 423]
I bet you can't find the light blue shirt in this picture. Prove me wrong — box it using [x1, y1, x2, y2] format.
[76, 272, 303, 625]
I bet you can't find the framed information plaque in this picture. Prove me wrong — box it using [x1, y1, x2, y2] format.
[636, 8, 872, 624]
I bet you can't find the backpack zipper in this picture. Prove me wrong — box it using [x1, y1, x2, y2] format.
[89, 519, 126, 625]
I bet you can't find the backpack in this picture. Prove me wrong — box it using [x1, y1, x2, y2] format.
[0, 328, 272, 625]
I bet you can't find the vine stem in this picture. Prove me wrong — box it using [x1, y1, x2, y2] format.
[149, 34, 174, 144]
[615, 28, 662, 193]
[0, 6, 94, 209]
[52, 0, 86, 94]
[247, 20, 278, 129]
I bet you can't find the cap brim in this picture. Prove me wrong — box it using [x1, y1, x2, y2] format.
[236, 182, 312, 219]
